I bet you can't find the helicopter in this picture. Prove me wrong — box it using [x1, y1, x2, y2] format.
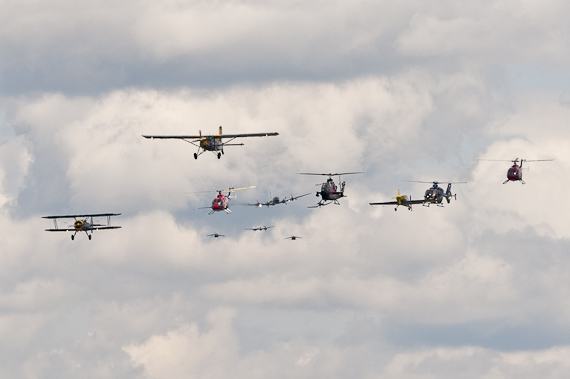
[406, 181, 468, 206]
[478, 158, 554, 184]
[191, 186, 255, 214]
[298, 172, 363, 208]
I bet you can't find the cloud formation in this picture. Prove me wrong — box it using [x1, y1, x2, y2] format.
[2, 0, 570, 377]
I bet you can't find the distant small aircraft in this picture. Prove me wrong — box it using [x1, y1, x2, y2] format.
[207, 233, 225, 238]
[285, 236, 302, 240]
[246, 225, 274, 231]
[143, 126, 279, 159]
[248, 193, 310, 207]
[369, 189, 425, 211]
[42, 213, 121, 240]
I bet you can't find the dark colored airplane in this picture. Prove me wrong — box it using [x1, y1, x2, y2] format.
[207, 233, 225, 238]
[285, 236, 302, 240]
[248, 193, 310, 207]
[298, 172, 363, 208]
[246, 226, 274, 231]
[143, 126, 279, 159]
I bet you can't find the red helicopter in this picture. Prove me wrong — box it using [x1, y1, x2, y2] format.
[192, 186, 255, 214]
[479, 158, 554, 184]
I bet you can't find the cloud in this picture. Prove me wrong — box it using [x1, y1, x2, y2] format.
[2, 1, 570, 377]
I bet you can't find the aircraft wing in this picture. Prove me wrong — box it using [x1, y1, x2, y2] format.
[286, 193, 311, 202]
[142, 135, 201, 140]
[45, 226, 121, 232]
[142, 132, 278, 139]
[42, 213, 121, 219]
[217, 132, 279, 138]
[246, 201, 267, 207]
[369, 200, 425, 206]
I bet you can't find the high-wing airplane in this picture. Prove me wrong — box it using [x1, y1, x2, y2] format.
[42, 213, 121, 240]
[143, 126, 279, 159]
[248, 193, 310, 207]
[369, 189, 425, 211]
[246, 225, 274, 231]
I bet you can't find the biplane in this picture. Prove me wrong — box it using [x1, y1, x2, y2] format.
[42, 213, 121, 240]
[369, 189, 425, 211]
[143, 126, 279, 159]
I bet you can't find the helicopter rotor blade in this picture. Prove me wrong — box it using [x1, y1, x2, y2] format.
[228, 186, 256, 192]
[298, 172, 363, 176]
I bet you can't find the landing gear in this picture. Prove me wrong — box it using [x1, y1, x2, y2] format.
[217, 152, 221, 159]
[71, 234, 75, 241]
[88, 235, 92, 240]
[395, 207, 397, 211]
[194, 153, 198, 160]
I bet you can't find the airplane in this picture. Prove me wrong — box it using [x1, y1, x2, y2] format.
[298, 172, 363, 208]
[142, 126, 279, 159]
[478, 158, 554, 184]
[42, 213, 121, 240]
[285, 236, 302, 240]
[369, 189, 425, 211]
[192, 186, 255, 214]
[246, 225, 274, 231]
[207, 233, 225, 238]
[406, 181, 468, 206]
[248, 193, 310, 207]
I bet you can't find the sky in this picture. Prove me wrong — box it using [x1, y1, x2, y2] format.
[2, 0, 570, 377]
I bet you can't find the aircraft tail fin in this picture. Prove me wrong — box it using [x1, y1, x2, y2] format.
[446, 183, 453, 203]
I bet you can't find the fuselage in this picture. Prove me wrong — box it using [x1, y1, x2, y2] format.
[74, 219, 90, 231]
[424, 186, 444, 203]
[200, 136, 223, 152]
[320, 179, 343, 201]
[211, 194, 229, 212]
[507, 164, 523, 181]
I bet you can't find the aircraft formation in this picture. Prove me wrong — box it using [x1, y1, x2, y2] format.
[42, 127, 554, 240]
